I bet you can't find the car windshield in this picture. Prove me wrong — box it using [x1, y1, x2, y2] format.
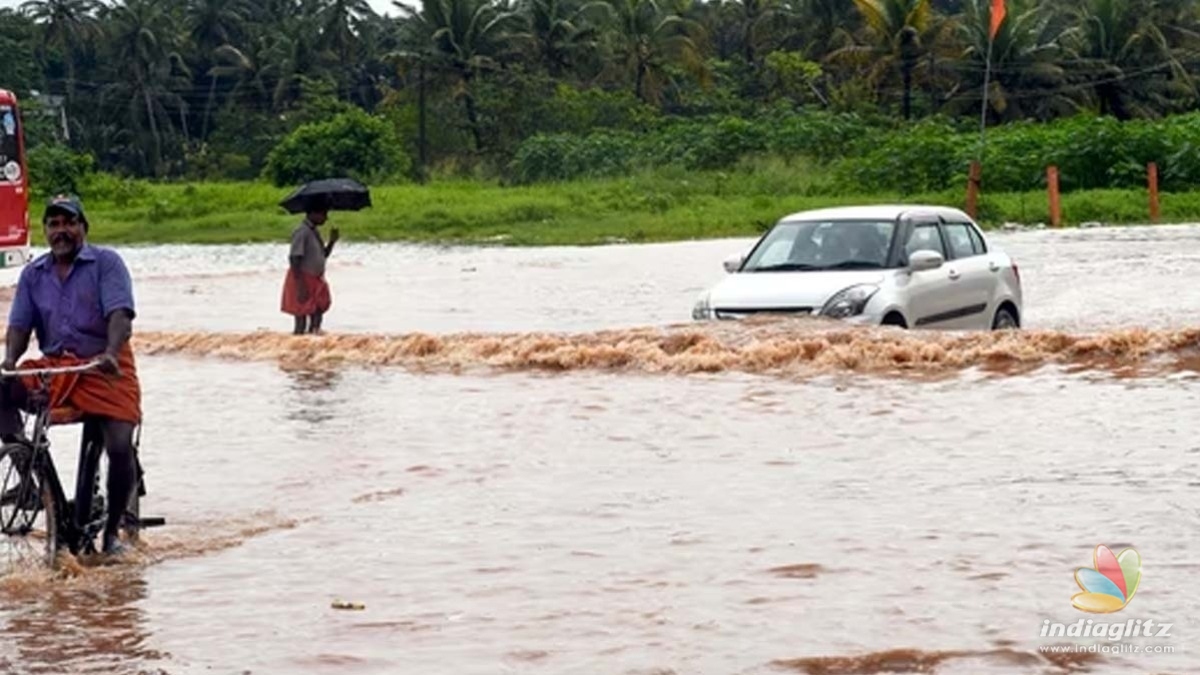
[742, 219, 896, 272]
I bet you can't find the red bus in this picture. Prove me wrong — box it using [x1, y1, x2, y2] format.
[0, 89, 30, 270]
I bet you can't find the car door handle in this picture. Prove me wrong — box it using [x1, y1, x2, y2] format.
[988, 262, 1001, 272]
[948, 269, 961, 280]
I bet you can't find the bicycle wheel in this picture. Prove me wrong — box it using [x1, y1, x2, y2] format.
[0, 443, 37, 534]
[0, 443, 58, 567]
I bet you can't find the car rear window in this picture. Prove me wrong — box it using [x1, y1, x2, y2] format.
[943, 222, 986, 258]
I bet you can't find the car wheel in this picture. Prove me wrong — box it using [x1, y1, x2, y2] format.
[992, 307, 1018, 330]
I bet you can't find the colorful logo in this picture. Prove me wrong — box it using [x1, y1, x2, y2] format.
[1072, 545, 1141, 614]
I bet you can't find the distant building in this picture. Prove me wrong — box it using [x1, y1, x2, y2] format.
[28, 90, 70, 142]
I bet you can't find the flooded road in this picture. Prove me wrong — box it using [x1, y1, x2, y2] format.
[2, 225, 1199, 674]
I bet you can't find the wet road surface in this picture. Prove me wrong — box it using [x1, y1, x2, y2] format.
[1, 225, 1198, 674]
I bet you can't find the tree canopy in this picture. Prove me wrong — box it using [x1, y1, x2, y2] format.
[4, 0, 1200, 182]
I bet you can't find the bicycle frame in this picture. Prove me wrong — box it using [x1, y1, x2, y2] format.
[0, 360, 154, 555]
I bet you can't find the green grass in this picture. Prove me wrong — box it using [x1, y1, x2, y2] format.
[46, 165, 1200, 247]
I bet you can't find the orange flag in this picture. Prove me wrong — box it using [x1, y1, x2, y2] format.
[989, 0, 1006, 40]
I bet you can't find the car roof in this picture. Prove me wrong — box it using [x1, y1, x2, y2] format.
[777, 204, 973, 223]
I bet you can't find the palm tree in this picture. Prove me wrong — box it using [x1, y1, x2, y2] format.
[0, 10, 45, 98]
[186, 0, 252, 138]
[830, 0, 934, 118]
[101, 0, 191, 175]
[515, 0, 608, 77]
[1061, 0, 1197, 119]
[187, 0, 249, 49]
[393, 0, 524, 151]
[605, 0, 707, 105]
[19, 0, 100, 109]
[210, 36, 274, 111]
[317, 0, 375, 65]
[949, 0, 1077, 122]
[723, 0, 786, 66]
[783, 0, 859, 62]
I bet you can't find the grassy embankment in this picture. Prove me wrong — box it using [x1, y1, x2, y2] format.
[62, 164, 1200, 247]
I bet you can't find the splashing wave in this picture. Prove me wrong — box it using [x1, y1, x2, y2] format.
[129, 317, 1200, 379]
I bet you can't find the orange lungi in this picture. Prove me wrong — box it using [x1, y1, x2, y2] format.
[281, 269, 332, 316]
[18, 342, 142, 426]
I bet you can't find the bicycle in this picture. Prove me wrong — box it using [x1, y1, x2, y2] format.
[0, 359, 164, 567]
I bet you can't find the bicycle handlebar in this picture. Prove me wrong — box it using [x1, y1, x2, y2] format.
[0, 360, 103, 379]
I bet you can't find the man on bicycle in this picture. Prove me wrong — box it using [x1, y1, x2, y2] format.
[0, 194, 141, 555]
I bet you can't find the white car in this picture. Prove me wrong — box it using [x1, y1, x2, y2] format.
[692, 205, 1023, 330]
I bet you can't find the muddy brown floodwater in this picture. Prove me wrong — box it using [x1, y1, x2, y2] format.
[1, 225, 1199, 675]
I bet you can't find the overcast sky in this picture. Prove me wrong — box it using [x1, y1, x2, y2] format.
[0, 0, 404, 16]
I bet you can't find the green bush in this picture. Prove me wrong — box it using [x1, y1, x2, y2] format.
[511, 109, 894, 183]
[78, 173, 150, 208]
[820, 111, 1200, 194]
[765, 109, 878, 162]
[509, 108, 1200, 193]
[828, 119, 959, 194]
[185, 144, 257, 181]
[510, 132, 641, 183]
[543, 84, 661, 134]
[26, 144, 95, 197]
[651, 117, 769, 170]
[263, 108, 410, 187]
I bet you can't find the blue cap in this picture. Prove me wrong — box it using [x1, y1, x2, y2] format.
[43, 194, 88, 230]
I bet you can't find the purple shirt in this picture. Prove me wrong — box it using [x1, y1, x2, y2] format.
[8, 244, 136, 358]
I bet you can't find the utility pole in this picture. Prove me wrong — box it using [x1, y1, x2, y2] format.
[418, 60, 427, 184]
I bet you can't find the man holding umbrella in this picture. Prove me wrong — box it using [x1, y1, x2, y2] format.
[281, 198, 338, 335]
[278, 178, 370, 335]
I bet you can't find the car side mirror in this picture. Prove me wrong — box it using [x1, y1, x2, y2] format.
[723, 253, 745, 273]
[908, 250, 944, 272]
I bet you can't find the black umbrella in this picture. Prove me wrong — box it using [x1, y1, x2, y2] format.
[280, 178, 372, 214]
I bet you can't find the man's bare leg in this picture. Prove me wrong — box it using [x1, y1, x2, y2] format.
[101, 420, 137, 555]
[309, 312, 323, 334]
[0, 376, 29, 442]
[293, 316, 307, 335]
